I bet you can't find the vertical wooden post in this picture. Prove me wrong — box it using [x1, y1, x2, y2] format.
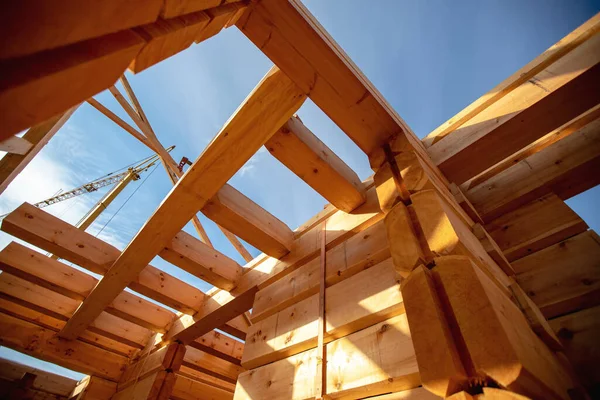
[315, 220, 327, 398]
[112, 342, 186, 400]
[370, 135, 577, 399]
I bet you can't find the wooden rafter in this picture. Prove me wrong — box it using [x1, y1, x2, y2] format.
[57, 66, 305, 340]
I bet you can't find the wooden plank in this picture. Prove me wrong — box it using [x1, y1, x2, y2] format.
[0, 312, 127, 381]
[427, 30, 600, 184]
[0, 242, 175, 332]
[0, 136, 32, 155]
[368, 387, 441, 399]
[0, 203, 246, 336]
[234, 313, 419, 400]
[70, 376, 117, 400]
[423, 13, 600, 147]
[190, 331, 244, 365]
[0, 273, 153, 349]
[0, 1, 161, 59]
[0, 108, 76, 195]
[251, 218, 390, 324]
[485, 194, 587, 262]
[549, 305, 600, 391]
[172, 373, 234, 400]
[130, 11, 210, 73]
[464, 104, 600, 192]
[0, 30, 144, 139]
[202, 184, 294, 259]
[160, 231, 243, 291]
[162, 0, 244, 19]
[183, 347, 244, 383]
[0, 357, 78, 397]
[265, 116, 366, 212]
[59, 66, 304, 340]
[242, 258, 404, 369]
[167, 185, 384, 345]
[435, 256, 573, 400]
[178, 365, 236, 392]
[0, 297, 138, 358]
[465, 113, 600, 221]
[514, 231, 600, 319]
[402, 265, 467, 397]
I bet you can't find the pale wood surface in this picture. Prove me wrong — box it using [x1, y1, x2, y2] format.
[485, 193, 588, 262]
[234, 314, 419, 400]
[242, 258, 403, 369]
[202, 184, 295, 259]
[0, 135, 32, 155]
[514, 231, 600, 318]
[0, 31, 144, 139]
[265, 116, 366, 212]
[0, 312, 128, 381]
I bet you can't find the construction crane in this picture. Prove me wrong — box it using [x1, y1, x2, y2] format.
[33, 146, 174, 232]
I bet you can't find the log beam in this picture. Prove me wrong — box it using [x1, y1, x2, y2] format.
[57, 66, 305, 340]
[265, 116, 366, 212]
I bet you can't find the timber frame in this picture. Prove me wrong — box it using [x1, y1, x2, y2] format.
[0, 2, 599, 399]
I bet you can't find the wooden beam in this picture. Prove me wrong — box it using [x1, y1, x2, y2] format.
[130, 11, 210, 73]
[0, 136, 32, 155]
[58, 66, 305, 340]
[0, 107, 77, 195]
[423, 13, 600, 148]
[514, 230, 600, 319]
[265, 116, 366, 212]
[0, 357, 79, 398]
[117, 74, 253, 258]
[427, 30, 600, 184]
[0, 312, 128, 381]
[183, 347, 245, 383]
[202, 184, 294, 259]
[236, 0, 426, 161]
[87, 98, 157, 152]
[194, 3, 245, 44]
[464, 111, 600, 221]
[172, 373, 234, 400]
[0, 273, 153, 349]
[485, 194, 588, 262]
[160, 231, 243, 291]
[0, 1, 162, 60]
[549, 305, 600, 391]
[0, 203, 248, 338]
[0, 31, 144, 139]
[161, 0, 244, 19]
[0, 241, 176, 333]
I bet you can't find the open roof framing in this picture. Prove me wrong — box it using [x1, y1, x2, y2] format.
[0, 1, 599, 399]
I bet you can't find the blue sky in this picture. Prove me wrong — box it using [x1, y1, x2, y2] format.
[0, 0, 598, 380]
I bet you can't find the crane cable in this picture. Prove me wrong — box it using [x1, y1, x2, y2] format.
[93, 162, 160, 239]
